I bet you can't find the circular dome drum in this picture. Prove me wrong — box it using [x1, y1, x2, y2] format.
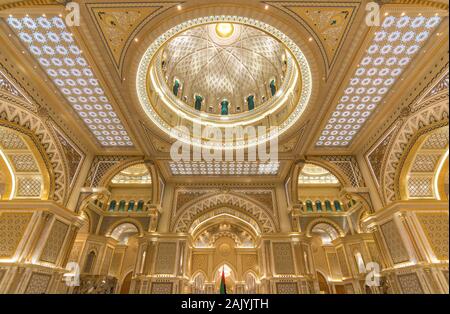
[137, 16, 312, 149]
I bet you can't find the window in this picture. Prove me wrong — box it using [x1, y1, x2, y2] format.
[220, 100, 229, 115]
[269, 79, 277, 96]
[305, 200, 313, 212]
[128, 200, 135, 211]
[108, 200, 117, 211]
[334, 200, 342, 211]
[118, 200, 126, 211]
[325, 200, 333, 212]
[137, 200, 144, 211]
[247, 95, 255, 111]
[315, 200, 323, 212]
[194, 95, 203, 111]
[173, 79, 180, 96]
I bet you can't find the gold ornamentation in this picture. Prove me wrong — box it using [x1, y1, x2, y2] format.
[0, 212, 32, 258]
[273, 243, 295, 275]
[25, 272, 51, 294]
[40, 220, 69, 264]
[267, 1, 359, 74]
[397, 273, 424, 294]
[416, 212, 449, 260]
[380, 220, 409, 265]
[154, 242, 177, 274]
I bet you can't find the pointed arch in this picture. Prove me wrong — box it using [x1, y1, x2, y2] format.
[172, 192, 278, 233]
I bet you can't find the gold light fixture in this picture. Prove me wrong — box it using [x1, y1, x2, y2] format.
[215, 23, 234, 38]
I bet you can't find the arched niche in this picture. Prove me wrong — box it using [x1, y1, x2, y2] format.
[110, 222, 140, 245]
[191, 214, 258, 249]
[172, 192, 277, 234]
[0, 125, 50, 200]
[399, 126, 448, 200]
[290, 160, 347, 206]
[105, 162, 153, 212]
[306, 219, 345, 239]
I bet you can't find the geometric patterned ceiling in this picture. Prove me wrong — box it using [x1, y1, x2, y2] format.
[162, 23, 287, 113]
[6, 15, 133, 147]
[86, 2, 182, 73]
[316, 13, 442, 147]
[267, 1, 360, 73]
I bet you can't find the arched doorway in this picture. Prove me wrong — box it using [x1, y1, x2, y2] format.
[120, 272, 133, 294]
[317, 271, 330, 294]
[213, 264, 235, 294]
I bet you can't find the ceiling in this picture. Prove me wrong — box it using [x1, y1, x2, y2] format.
[161, 22, 288, 114]
[0, 0, 448, 181]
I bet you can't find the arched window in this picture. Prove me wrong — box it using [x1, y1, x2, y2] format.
[128, 200, 135, 211]
[269, 79, 277, 96]
[315, 200, 323, 212]
[194, 95, 203, 111]
[325, 200, 333, 212]
[305, 200, 314, 212]
[220, 100, 229, 115]
[247, 95, 255, 111]
[137, 200, 144, 211]
[83, 251, 96, 274]
[334, 200, 342, 211]
[118, 200, 126, 211]
[108, 200, 117, 211]
[173, 79, 180, 96]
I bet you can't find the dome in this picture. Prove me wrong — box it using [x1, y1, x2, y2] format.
[160, 23, 289, 115]
[137, 16, 312, 149]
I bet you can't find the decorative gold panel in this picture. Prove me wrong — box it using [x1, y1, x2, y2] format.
[150, 282, 173, 294]
[273, 243, 295, 275]
[100, 247, 114, 275]
[327, 252, 342, 278]
[0, 212, 32, 258]
[397, 273, 424, 294]
[154, 242, 177, 274]
[336, 247, 350, 277]
[191, 254, 208, 274]
[109, 251, 123, 277]
[267, 1, 359, 72]
[380, 220, 410, 264]
[40, 220, 69, 264]
[241, 254, 258, 273]
[275, 282, 298, 294]
[24, 272, 51, 294]
[416, 212, 449, 260]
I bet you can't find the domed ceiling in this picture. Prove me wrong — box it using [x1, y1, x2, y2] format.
[161, 23, 288, 114]
[137, 16, 312, 149]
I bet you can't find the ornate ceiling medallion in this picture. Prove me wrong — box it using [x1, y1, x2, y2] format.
[137, 16, 312, 150]
[215, 23, 235, 38]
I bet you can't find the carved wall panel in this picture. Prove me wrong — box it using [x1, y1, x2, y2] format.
[273, 243, 295, 275]
[380, 220, 410, 264]
[0, 212, 33, 258]
[40, 220, 69, 264]
[154, 242, 177, 274]
[416, 212, 449, 260]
